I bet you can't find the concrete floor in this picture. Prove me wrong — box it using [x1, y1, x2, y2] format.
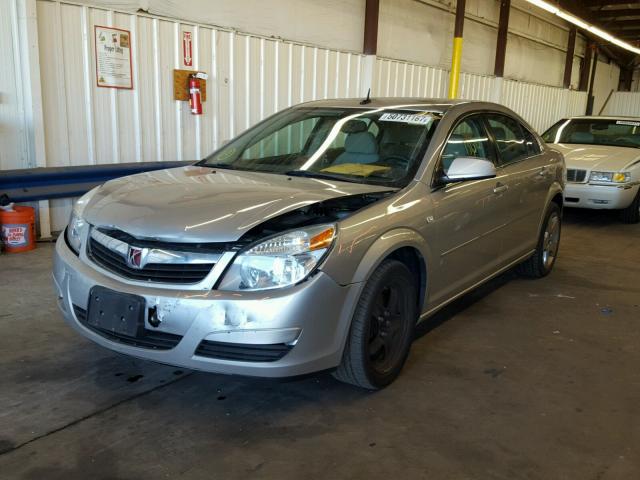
[1, 209, 639, 479]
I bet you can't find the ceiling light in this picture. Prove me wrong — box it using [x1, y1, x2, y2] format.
[525, 0, 640, 55]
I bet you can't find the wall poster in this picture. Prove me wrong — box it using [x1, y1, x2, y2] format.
[95, 25, 133, 89]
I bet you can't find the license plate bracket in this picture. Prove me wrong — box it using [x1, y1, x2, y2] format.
[86, 286, 146, 338]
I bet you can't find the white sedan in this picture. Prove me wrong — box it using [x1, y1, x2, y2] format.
[542, 116, 640, 223]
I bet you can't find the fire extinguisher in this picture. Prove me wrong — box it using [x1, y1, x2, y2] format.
[189, 75, 202, 115]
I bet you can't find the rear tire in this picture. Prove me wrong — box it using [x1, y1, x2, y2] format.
[332, 259, 417, 390]
[517, 202, 561, 278]
[620, 188, 640, 224]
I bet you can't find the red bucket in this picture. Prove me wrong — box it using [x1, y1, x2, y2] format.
[0, 206, 36, 253]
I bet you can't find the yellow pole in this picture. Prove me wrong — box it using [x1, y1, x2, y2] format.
[448, 37, 463, 99]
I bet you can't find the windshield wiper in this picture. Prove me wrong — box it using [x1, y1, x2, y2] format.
[200, 162, 238, 170]
[284, 170, 363, 184]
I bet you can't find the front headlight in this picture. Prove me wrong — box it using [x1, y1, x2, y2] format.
[65, 187, 99, 253]
[218, 224, 336, 291]
[589, 171, 630, 183]
[65, 211, 86, 254]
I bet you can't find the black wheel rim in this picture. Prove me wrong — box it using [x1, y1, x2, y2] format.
[368, 281, 410, 375]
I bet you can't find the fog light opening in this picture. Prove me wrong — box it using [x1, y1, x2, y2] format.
[148, 306, 161, 328]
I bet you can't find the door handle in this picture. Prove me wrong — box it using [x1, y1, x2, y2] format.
[493, 184, 508, 195]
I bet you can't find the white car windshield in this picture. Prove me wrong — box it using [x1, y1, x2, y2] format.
[542, 118, 640, 149]
[200, 107, 441, 187]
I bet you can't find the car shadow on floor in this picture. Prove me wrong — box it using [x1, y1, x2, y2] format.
[413, 270, 517, 341]
[561, 207, 624, 226]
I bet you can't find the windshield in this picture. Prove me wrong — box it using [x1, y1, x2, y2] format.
[199, 107, 441, 187]
[542, 118, 640, 149]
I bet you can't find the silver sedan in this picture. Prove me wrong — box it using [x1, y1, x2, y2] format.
[53, 99, 565, 389]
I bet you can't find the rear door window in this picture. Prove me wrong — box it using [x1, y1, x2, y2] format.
[486, 114, 530, 166]
[522, 127, 541, 156]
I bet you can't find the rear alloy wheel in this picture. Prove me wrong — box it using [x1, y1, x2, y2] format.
[333, 259, 417, 390]
[517, 203, 561, 278]
[620, 189, 640, 224]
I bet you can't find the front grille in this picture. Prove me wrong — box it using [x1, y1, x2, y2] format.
[88, 237, 214, 284]
[567, 169, 587, 183]
[73, 305, 182, 350]
[195, 340, 293, 362]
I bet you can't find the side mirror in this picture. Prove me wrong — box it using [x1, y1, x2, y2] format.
[441, 157, 497, 183]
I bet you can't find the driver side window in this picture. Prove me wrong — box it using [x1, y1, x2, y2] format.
[441, 117, 494, 175]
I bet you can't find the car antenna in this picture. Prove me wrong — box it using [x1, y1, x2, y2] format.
[360, 88, 371, 105]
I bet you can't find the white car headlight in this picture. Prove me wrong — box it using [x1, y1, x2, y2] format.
[65, 211, 86, 254]
[589, 171, 630, 183]
[218, 224, 336, 291]
[65, 187, 99, 253]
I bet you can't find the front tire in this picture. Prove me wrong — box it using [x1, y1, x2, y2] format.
[517, 202, 561, 278]
[333, 259, 418, 390]
[620, 188, 640, 224]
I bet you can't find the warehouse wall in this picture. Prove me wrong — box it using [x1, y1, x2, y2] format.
[64, 0, 586, 88]
[1, 0, 618, 235]
[378, 0, 586, 88]
[591, 59, 621, 115]
[602, 92, 640, 117]
[0, 0, 29, 171]
[372, 57, 587, 132]
[59, 0, 367, 52]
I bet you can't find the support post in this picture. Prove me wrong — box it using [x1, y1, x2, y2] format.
[619, 68, 633, 91]
[360, 0, 379, 97]
[494, 0, 510, 78]
[563, 27, 576, 89]
[578, 41, 593, 92]
[448, 0, 466, 99]
[586, 46, 598, 115]
[363, 0, 379, 56]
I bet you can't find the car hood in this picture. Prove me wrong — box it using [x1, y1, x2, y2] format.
[83, 166, 394, 242]
[551, 144, 640, 171]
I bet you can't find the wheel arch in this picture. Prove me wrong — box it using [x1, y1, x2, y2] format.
[349, 228, 431, 312]
[536, 182, 564, 236]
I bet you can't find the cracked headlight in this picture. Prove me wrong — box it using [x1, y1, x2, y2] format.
[589, 171, 630, 183]
[65, 187, 99, 254]
[218, 224, 336, 291]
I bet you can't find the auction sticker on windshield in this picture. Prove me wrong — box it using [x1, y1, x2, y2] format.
[616, 120, 640, 127]
[379, 112, 433, 125]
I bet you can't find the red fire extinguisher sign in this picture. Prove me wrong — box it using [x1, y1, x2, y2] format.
[183, 31, 193, 67]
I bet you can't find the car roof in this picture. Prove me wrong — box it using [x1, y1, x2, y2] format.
[294, 97, 486, 113]
[569, 115, 640, 121]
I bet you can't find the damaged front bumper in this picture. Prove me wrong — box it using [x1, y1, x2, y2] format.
[53, 235, 361, 377]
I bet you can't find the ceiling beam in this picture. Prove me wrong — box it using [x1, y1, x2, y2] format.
[558, 0, 637, 63]
[598, 9, 640, 19]
[602, 19, 640, 28]
[584, 0, 640, 6]
[615, 29, 640, 37]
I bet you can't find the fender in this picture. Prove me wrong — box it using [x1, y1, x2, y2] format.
[322, 226, 433, 312]
[321, 227, 434, 363]
[535, 180, 564, 237]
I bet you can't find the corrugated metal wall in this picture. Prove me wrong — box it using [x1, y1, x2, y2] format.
[35, 0, 365, 230]
[602, 92, 640, 117]
[21, 1, 590, 232]
[501, 80, 587, 132]
[37, 1, 364, 168]
[0, 0, 30, 171]
[374, 57, 588, 132]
